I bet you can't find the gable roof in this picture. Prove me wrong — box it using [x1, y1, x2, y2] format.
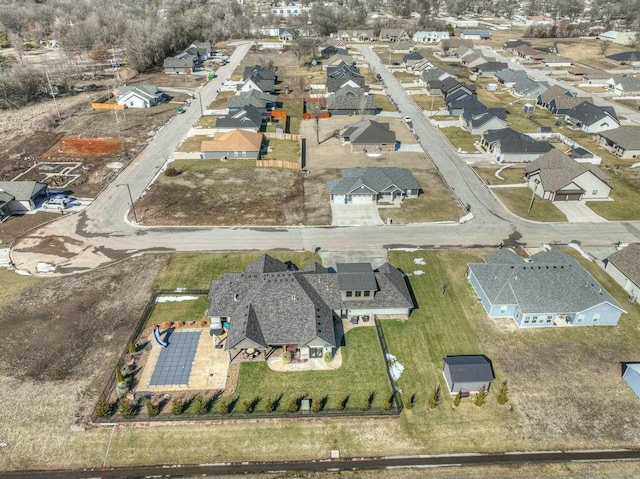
[538, 85, 576, 104]
[565, 101, 618, 125]
[608, 244, 640, 288]
[513, 78, 548, 96]
[495, 68, 528, 83]
[328, 167, 420, 196]
[503, 39, 530, 49]
[468, 249, 625, 314]
[444, 356, 495, 383]
[440, 38, 474, 51]
[326, 63, 364, 92]
[336, 263, 377, 291]
[322, 54, 355, 67]
[243, 65, 277, 81]
[403, 51, 424, 62]
[201, 130, 263, 152]
[0, 181, 47, 201]
[227, 90, 276, 110]
[243, 73, 275, 93]
[216, 105, 263, 129]
[476, 61, 508, 73]
[515, 44, 543, 57]
[380, 29, 406, 38]
[607, 51, 640, 63]
[339, 120, 395, 145]
[420, 66, 453, 83]
[163, 54, 196, 69]
[389, 40, 414, 51]
[327, 86, 375, 111]
[482, 128, 552, 154]
[610, 76, 640, 91]
[525, 149, 610, 192]
[597, 126, 640, 150]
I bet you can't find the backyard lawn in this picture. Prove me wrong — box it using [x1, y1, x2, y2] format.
[144, 296, 210, 329]
[195, 115, 223, 128]
[263, 138, 301, 164]
[393, 71, 419, 83]
[492, 187, 567, 222]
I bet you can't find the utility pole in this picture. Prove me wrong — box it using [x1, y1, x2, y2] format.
[199, 91, 204, 116]
[45, 70, 61, 120]
[117, 183, 138, 223]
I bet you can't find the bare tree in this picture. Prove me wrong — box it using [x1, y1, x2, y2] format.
[599, 40, 612, 57]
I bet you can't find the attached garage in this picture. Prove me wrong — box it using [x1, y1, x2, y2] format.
[554, 191, 582, 201]
[350, 194, 375, 204]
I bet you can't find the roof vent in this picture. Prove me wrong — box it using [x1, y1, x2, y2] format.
[292, 294, 297, 300]
[233, 294, 239, 301]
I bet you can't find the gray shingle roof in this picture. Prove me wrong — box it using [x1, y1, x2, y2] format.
[597, 126, 640, 150]
[607, 51, 640, 62]
[538, 85, 576, 104]
[243, 73, 275, 93]
[608, 244, 640, 287]
[476, 61, 508, 73]
[326, 63, 364, 92]
[243, 65, 277, 81]
[163, 54, 195, 69]
[468, 249, 625, 314]
[327, 86, 375, 111]
[513, 78, 548, 97]
[610, 76, 640, 92]
[339, 120, 395, 145]
[420, 66, 452, 83]
[495, 68, 528, 83]
[0, 181, 47, 201]
[0, 190, 14, 206]
[336, 263, 377, 291]
[525, 149, 610, 193]
[328, 167, 420, 196]
[403, 51, 424, 62]
[227, 90, 276, 110]
[444, 356, 494, 383]
[565, 101, 618, 125]
[482, 129, 552, 154]
[216, 105, 263, 129]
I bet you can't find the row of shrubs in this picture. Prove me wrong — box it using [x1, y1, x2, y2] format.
[423, 381, 509, 409]
[95, 391, 401, 419]
[153, 320, 209, 330]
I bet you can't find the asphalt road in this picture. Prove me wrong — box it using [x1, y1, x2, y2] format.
[3, 449, 640, 478]
[10, 45, 640, 274]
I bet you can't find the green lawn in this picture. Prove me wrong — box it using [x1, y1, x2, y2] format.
[588, 177, 640, 220]
[472, 165, 526, 185]
[439, 127, 478, 153]
[195, 115, 223, 128]
[492, 187, 567, 222]
[263, 138, 301, 164]
[207, 91, 235, 110]
[144, 296, 210, 329]
[176, 135, 211, 152]
[228, 327, 392, 413]
[374, 94, 395, 111]
[0, 269, 40, 309]
[412, 94, 444, 112]
[393, 71, 418, 83]
[153, 252, 320, 289]
[278, 96, 302, 134]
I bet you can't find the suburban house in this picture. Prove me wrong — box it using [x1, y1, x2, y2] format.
[243, 65, 277, 82]
[116, 82, 163, 109]
[447, 95, 484, 116]
[339, 120, 396, 151]
[541, 54, 572, 67]
[326, 63, 365, 93]
[207, 255, 414, 361]
[606, 76, 640, 96]
[389, 41, 414, 53]
[321, 44, 347, 57]
[240, 72, 276, 94]
[459, 30, 492, 40]
[524, 149, 611, 201]
[163, 52, 196, 74]
[402, 51, 424, 69]
[597, 126, 640, 159]
[494, 68, 528, 87]
[512, 78, 548, 99]
[443, 356, 495, 394]
[480, 128, 551, 162]
[537, 85, 580, 113]
[598, 30, 637, 45]
[336, 30, 375, 42]
[322, 54, 355, 70]
[419, 66, 454, 87]
[460, 50, 490, 68]
[326, 86, 375, 116]
[413, 31, 449, 43]
[442, 79, 476, 102]
[227, 90, 276, 112]
[606, 51, 640, 66]
[0, 181, 48, 214]
[475, 61, 509, 77]
[622, 363, 640, 399]
[467, 248, 626, 328]
[184, 41, 211, 62]
[438, 38, 474, 55]
[514, 44, 545, 61]
[278, 28, 296, 42]
[412, 59, 435, 75]
[605, 244, 640, 303]
[584, 70, 612, 85]
[460, 107, 508, 135]
[564, 101, 619, 133]
[328, 167, 420, 204]
[200, 130, 264, 160]
[503, 39, 530, 51]
[215, 105, 264, 132]
[379, 29, 409, 42]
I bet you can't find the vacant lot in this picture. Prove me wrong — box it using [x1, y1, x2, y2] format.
[492, 187, 567, 222]
[0, 211, 59, 246]
[128, 69, 207, 89]
[136, 159, 304, 226]
[412, 94, 444, 112]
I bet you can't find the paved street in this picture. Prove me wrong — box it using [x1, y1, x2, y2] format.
[9, 45, 640, 274]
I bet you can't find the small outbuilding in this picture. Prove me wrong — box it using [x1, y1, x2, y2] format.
[443, 356, 495, 394]
[623, 363, 640, 398]
[524, 103, 535, 113]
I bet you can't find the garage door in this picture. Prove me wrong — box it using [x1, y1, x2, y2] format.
[555, 193, 582, 201]
[351, 195, 374, 204]
[332, 195, 346, 204]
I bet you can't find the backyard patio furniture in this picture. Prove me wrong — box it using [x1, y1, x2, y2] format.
[350, 316, 359, 325]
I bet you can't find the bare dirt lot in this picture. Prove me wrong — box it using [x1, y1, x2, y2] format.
[129, 69, 207, 89]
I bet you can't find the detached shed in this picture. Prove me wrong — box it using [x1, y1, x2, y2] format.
[443, 356, 495, 394]
[623, 363, 640, 398]
[524, 103, 535, 113]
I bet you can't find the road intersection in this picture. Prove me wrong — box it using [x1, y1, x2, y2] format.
[10, 44, 640, 274]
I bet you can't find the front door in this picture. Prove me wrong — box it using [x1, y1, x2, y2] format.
[310, 347, 323, 358]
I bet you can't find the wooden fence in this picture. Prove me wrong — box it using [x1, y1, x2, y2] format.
[264, 132, 302, 141]
[256, 159, 300, 169]
[91, 102, 124, 110]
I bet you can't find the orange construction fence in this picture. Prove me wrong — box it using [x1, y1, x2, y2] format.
[271, 110, 287, 118]
[91, 102, 125, 110]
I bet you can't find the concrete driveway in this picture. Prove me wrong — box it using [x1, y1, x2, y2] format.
[319, 250, 389, 270]
[330, 203, 384, 226]
[554, 201, 608, 223]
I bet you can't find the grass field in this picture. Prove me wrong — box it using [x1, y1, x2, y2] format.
[263, 138, 300, 164]
[208, 91, 235, 110]
[412, 94, 444, 112]
[393, 71, 419, 83]
[144, 296, 210, 329]
[492, 187, 567, 222]
[195, 115, 223, 128]
[588, 177, 640, 221]
[374, 93, 395, 111]
[472, 165, 526, 185]
[0, 269, 40, 310]
[439, 127, 478, 152]
[176, 135, 211, 152]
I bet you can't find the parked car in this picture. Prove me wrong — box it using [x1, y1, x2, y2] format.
[177, 107, 186, 114]
[42, 195, 71, 210]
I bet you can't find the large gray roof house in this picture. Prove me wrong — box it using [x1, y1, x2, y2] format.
[468, 248, 626, 328]
[339, 119, 396, 151]
[327, 85, 376, 116]
[207, 255, 414, 361]
[328, 167, 421, 205]
[605, 244, 640, 304]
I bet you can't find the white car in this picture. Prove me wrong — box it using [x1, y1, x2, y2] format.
[42, 195, 72, 210]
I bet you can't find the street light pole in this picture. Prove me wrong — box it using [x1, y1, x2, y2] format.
[117, 183, 138, 223]
[199, 92, 204, 116]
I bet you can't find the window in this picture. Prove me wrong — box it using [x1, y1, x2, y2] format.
[592, 190, 598, 195]
[234, 151, 239, 157]
[546, 315, 553, 323]
[500, 305, 507, 315]
[355, 291, 362, 297]
[524, 316, 530, 324]
[577, 314, 584, 323]
[242, 151, 246, 157]
[532, 316, 538, 324]
[346, 291, 353, 297]
[592, 313, 601, 323]
[364, 291, 371, 297]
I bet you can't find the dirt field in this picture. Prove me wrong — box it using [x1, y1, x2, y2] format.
[129, 69, 207, 89]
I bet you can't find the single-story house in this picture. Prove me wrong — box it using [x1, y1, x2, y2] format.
[494, 68, 528, 87]
[184, 41, 211, 62]
[584, 70, 612, 85]
[514, 44, 544, 61]
[207, 254, 414, 360]
[413, 31, 449, 44]
[0, 181, 48, 214]
[459, 30, 491, 40]
[321, 45, 347, 57]
[239, 72, 276, 94]
[443, 356, 495, 394]
[537, 85, 580, 113]
[322, 54, 355, 70]
[389, 41, 414, 53]
[467, 248, 626, 328]
[480, 128, 552, 162]
[438, 38, 474, 55]
[461, 109, 508, 135]
[503, 39, 530, 51]
[447, 95, 484, 116]
[512, 78, 548, 99]
[227, 90, 276, 112]
[525, 149, 611, 201]
[328, 167, 420, 204]
[606, 51, 640, 66]
[622, 363, 640, 398]
[597, 126, 640, 159]
[200, 130, 264, 160]
[116, 82, 163, 109]
[278, 28, 296, 42]
[327, 63, 365, 93]
[605, 76, 640, 97]
[461, 50, 490, 68]
[475, 61, 509, 77]
[605, 244, 640, 303]
[243, 65, 277, 82]
[327, 86, 375, 116]
[402, 51, 424, 69]
[412, 59, 435, 75]
[339, 120, 396, 152]
[419, 66, 454, 87]
[379, 29, 409, 42]
[541, 54, 572, 67]
[215, 105, 264, 132]
[336, 30, 375, 42]
[598, 30, 637, 45]
[564, 101, 619, 133]
[163, 52, 196, 74]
